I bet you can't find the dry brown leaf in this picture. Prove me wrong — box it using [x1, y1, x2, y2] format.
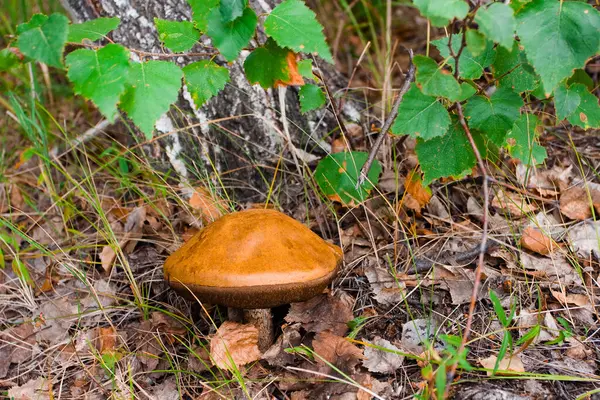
[7, 377, 51, 400]
[36, 297, 78, 345]
[550, 290, 591, 307]
[364, 261, 405, 306]
[566, 220, 600, 258]
[560, 187, 592, 221]
[100, 206, 146, 273]
[274, 52, 305, 87]
[189, 187, 227, 223]
[520, 226, 556, 255]
[262, 324, 302, 367]
[404, 169, 431, 211]
[0, 323, 37, 378]
[518, 252, 583, 286]
[362, 337, 404, 373]
[479, 354, 525, 375]
[591, 189, 600, 214]
[492, 191, 538, 217]
[285, 292, 354, 336]
[516, 309, 560, 344]
[312, 331, 363, 372]
[210, 321, 261, 371]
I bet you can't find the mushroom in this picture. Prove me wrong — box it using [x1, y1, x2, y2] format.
[164, 209, 342, 351]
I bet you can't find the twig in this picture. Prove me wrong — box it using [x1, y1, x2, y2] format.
[356, 48, 415, 188]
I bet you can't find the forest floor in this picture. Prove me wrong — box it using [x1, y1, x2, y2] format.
[2, 1, 600, 400]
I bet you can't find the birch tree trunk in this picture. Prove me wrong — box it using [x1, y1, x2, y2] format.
[60, 0, 360, 202]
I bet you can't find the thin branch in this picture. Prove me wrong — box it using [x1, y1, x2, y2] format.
[356, 48, 415, 188]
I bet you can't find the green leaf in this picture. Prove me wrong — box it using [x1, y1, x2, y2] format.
[264, 0, 332, 62]
[456, 82, 477, 102]
[67, 17, 120, 42]
[505, 113, 547, 166]
[554, 83, 581, 121]
[17, 13, 69, 68]
[12, 258, 33, 286]
[510, 0, 532, 13]
[207, 6, 257, 61]
[489, 290, 508, 327]
[220, 0, 248, 23]
[154, 19, 200, 53]
[567, 69, 594, 92]
[435, 364, 447, 400]
[434, 34, 496, 80]
[297, 59, 313, 78]
[391, 83, 450, 140]
[299, 83, 326, 113]
[465, 29, 486, 57]
[66, 44, 130, 121]
[416, 117, 477, 185]
[183, 60, 230, 108]
[413, 55, 461, 101]
[492, 41, 538, 93]
[0, 49, 19, 71]
[566, 84, 600, 129]
[244, 39, 290, 88]
[516, 0, 600, 95]
[188, 0, 220, 32]
[314, 151, 381, 206]
[120, 61, 183, 138]
[465, 88, 523, 146]
[516, 324, 540, 346]
[494, 334, 513, 375]
[474, 3, 515, 50]
[412, 0, 469, 27]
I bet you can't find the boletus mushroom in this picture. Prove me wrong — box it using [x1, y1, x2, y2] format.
[164, 209, 342, 351]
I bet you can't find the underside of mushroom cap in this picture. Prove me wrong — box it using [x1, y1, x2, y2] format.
[164, 209, 342, 308]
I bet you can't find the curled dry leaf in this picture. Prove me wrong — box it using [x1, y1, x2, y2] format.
[262, 324, 302, 367]
[492, 191, 538, 218]
[362, 337, 405, 373]
[479, 354, 525, 375]
[312, 331, 363, 372]
[210, 321, 261, 371]
[403, 169, 432, 212]
[520, 226, 556, 255]
[560, 187, 592, 221]
[285, 292, 354, 336]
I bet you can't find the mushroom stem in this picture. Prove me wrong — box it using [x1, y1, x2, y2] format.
[227, 307, 244, 322]
[243, 309, 273, 353]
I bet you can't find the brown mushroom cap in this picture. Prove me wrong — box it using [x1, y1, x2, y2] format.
[164, 209, 342, 309]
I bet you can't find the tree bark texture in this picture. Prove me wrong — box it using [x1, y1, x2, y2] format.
[61, 0, 361, 202]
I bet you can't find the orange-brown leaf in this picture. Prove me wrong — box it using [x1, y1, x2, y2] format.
[210, 321, 261, 371]
[274, 52, 305, 87]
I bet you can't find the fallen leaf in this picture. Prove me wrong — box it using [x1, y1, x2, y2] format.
[401, 318, 441, 355]
[565, 337, 593, 360]
[520, 226, 556, 255]
[566, 220, 600, 258]
[188, 345, 212, 373]
[479, 354, 525, 375]
[262, 324, 302, 367]
[146, 377, 179, 400]
[7, 377, 51, 400]
[99, 206, 146, 273]
[518, 252, 583, 286]
[312, 331, 363, 372]
[404, 169, 431, 212]
[362, 337, 405, 373]
[210, 321, 261, 371]
[364, 261, 405, 306]
[550, 290, 591, 307]
[516, 309, 560, 344]
[285, 292, 354, 336]
[492, 191, 538, 217]
[36, 297, 78, 345]
[560, 187, 592, 221]
[0, 323, 38, 378]
[188, 186, 227, 224]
